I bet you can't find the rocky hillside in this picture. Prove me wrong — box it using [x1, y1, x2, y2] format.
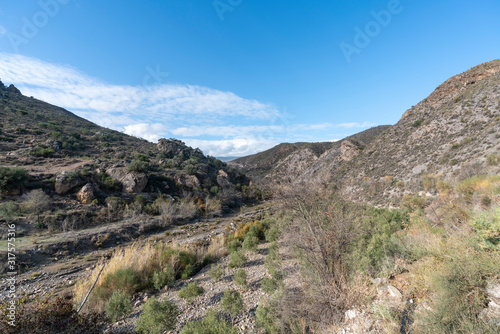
[0, 80, 253, 231]
[332, 59, 500, 205]
[232, 60, 500, 206]
[229, 126, 390, 184]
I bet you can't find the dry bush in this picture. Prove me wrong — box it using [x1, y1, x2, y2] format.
[204, 196, 222, 217]
[276, 187, 359, 327]
[158, 198, 198, 224]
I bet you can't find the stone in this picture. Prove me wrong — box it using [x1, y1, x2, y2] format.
[487, 283, 500, 305]
[345, 309, 358, 320]
[340, 139, 362, 162]
[371, 277, 388, 286]
[216, 169, 234, 189]
[55, 171, 80, 194]
[174, 174, 200, 188]
[106, 167, 148, 193]
[77, 183, 95, 204]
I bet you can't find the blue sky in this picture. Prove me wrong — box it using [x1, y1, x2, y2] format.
[0, 0, 499, 157]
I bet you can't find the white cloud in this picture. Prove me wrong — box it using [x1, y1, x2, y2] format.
[0, 25, 7, 36]
[184, 138, 278, 157]
[0, 53, 281, 123]
[124, 123, 167, 142]
[171, 125, 284, 138]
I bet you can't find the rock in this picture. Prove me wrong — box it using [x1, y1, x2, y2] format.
[55, 171, 80, 194]
[106, 167, 148, 193]
[345, 309, 358, 320]
[44, 140, 62, 153]
[371, 277, 388, 286]
[340, 140, 362, 162]
[174, 174, 200, 188]
[216, 169, 234, 189]
[157, 138, 186, 158]
[377, 284, 403, 300]
[77, 183, 95, 204]
[7, 84, 21, 94]
[487, 283, 500, 305]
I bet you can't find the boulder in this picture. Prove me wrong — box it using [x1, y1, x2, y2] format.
[55, 171, 80, 194]
[77, 183, 95, 204]
[157, 138, 186, 158]
[45, 140, 62, 153]
[174, 174, 200, 188]
[216, 169, 234, 189]
[106, 167, 148, 193]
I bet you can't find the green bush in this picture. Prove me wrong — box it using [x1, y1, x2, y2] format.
[209, 263, 225, 281]
[265, 225, 280, 242]
[233, 268, 247, 289]
[220, 290, 244, 318]
[104, 290, 132, 322]
[348, 207, 408, 274]
[264, 256, 282, 280]
[179, 310, 237, 334]
[471, 208, 500, 250]
[255, 303, 279, 333]
[267, 242, 279, 261]
[135, 298, 178, 334]
[242, 233, 259, 252]
[128, 159, 149, 172]
[412, 119, 424, 127]
[228, 250, 246, 268]
[178, 282, 204, 302]
[227, 239, 241, 253]
[261, 277, 282, 295]
[93, 268, 140, 302]
[35, 147, 55, 157]
[421, 246, 499, 333]
[158, 248, 199, 279]
[0, 166, 29, 192]
[152, 266, 175, 290]
[486, 153, 499, 166]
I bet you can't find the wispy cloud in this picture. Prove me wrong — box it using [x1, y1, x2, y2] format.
[0, 53, 378, 157]
[0, 25, 7, 36]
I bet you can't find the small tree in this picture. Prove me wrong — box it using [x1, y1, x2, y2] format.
[233, 269, 247, 289]
[25, 189, 50, 224]
[135, 298, 178, 334]
[221, 290, 244, 322]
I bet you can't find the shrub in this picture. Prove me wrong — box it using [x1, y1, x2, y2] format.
[209, 263, 225, 281]
[152, 266, 175, 290]
[261, 277, 282, 295]
[179, 310, 237, 334]
[267, 242, 279, 261]
[0, 166, 29, 192]
[412, 119, 424, 127]
[265, 225, 280, 242]
[233, 268, 247, 289]
[0, 297, 105, 334]
[255, 303, 279, 333]
[93, 268, 140, 302]
[471, 208, 500, 250]
[178, 282, 204, 302]
[228, 250, 246, 268]
[419, 244, 499, 333]
[486, 153, 499, 166]
[104, 290, 132, 322]
[264, 256, 282, 280]
[242, 232, 259, 252]
[135, 298, 178, 334]
[227, 239, 241, 253]
[35, 147, 55, 157]
[220, 290, 244, 318]
[128, 159, 149, 172]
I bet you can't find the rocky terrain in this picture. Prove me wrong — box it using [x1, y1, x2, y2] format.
[232, 60, 500, 206]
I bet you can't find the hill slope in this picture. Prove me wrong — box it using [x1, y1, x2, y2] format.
[231, 60, 500, 206]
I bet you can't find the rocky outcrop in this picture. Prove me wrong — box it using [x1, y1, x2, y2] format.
[55, 171, 80, 194]
[216, 169, 234, 189]
[7, 84, 21, 95]
[174, 174, 200, 188]
[106, 167, 148, 193]
[157, 138, 186, 158]
[340, 139, 362, 162]
[44, 140, 62, 153]
[77, 183, 95, 204]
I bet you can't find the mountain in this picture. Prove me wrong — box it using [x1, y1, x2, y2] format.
[229, 125, 390, 184]
[231, 60, 500, 206]
[0, 80, 252, 224]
